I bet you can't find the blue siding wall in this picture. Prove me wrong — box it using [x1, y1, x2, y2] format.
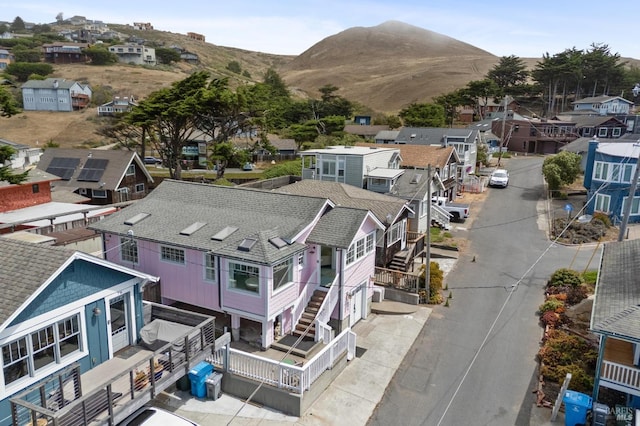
[85, 301, 109, 370]
[10, 260, 133, 326]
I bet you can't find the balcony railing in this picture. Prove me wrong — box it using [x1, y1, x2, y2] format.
[599, 360, 640, 396]
[10, 302, 215, 426]
[373, 266, 421, 292]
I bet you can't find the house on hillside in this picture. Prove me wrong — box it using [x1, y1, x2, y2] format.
[37, 149, 154, 205]
[89, 180, 383, 350]
[300, 145, 401, 189]
[0, 237, 215, 426]
[583, 140, 640, 223]
[273, 179, 417, 271]
[97, 96, 138, 116]
[572, 95, 633, 116]
[590, 238, 640, 411]
[21, 78, 92, 112]
[42, 42, 89, 64]
[0, 138, 42, 170]
[0, 49, 12, 69]
[108, 44, 156, 66]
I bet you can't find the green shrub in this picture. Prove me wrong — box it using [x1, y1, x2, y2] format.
[582, 270, 598, 285]
[419, 261, 444, 304]
[548, 268, 583, 288]
[262, 160, 301, 179]
[539, 297, 565, 314]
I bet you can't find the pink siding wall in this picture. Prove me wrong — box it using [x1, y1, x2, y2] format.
[219, 260, 266, 317]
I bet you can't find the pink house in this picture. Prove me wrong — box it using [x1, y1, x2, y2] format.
[90, 180, 383, 350]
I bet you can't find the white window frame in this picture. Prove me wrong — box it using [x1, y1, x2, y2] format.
[204, 253, 216, 282]
[593, 161, 609, 181]
[126, 164, 135, 176]
[622, 164, 635, 183]
[228, 261, 260, 294]
[135, 183, 145, 193]
[594, 193, 611, 213]
[120, 238, 138, 263]
[387, 222, 403, 246]
[598, 127, 608, 137]
[92, 189, 107, 198]
[613, 128, 622, 137]
[160, 246, 185, 264]
[622, 196, 640, 216]
[346, 231, 376, 266]
[273, 258, 293, 292]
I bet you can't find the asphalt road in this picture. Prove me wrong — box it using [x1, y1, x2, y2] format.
[367, 157, 601, 426]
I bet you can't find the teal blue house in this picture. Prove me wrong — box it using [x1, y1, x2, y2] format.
[0, 238, 158, 426]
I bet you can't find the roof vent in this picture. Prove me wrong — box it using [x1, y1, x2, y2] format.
[410, 174, 422, 184]
[180, 222, 206, 236]
[211, 226, 238, 241]
[238, 238, 257, 252]
[269, 237, 288, 249]
[124, 212, 150, 226]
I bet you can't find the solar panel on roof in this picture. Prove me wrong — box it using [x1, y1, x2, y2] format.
[84, 158, 108, 170]
[77, 168, 105, 182]
[46, 157, 80, 180]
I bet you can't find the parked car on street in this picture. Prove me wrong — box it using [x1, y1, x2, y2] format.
[144, 156, 162, 165]
[432, 196, 470, 222]
[489, 169, 509, 188]
[118, 406, 199, 425]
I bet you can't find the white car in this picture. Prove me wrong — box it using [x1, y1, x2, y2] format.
[118, 407, 199, 426]
[489, 169, 509, 188]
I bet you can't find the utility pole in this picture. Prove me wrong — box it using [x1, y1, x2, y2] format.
[497, 96, 508, 167]
[425, 164, 431, 297]
[618, 146, 640, 241]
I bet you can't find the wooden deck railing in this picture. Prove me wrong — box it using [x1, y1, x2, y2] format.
[373, 266, 421, 292]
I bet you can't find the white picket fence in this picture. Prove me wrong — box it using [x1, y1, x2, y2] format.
[208, 328, 356, 396]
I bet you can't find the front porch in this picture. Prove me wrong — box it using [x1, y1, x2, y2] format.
[599, 338, 640, 397]
[9, 303, 215, 426]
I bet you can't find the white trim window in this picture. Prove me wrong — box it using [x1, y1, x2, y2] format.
[160, 246, 185, 264]
[120, 238, 138, 263]
[598, 127, 608, 137]
[2, 314, 81, 387]
[92, 189, 107, 198]
[387, 221, 403, 246]
[228, 262, 260, 294]
[346, 231, 376, 266]
[204, 253, 216, 282]
[593, 162, 609, 181]
[594, 193, 611, 213]
[622, 196, 640, 216]
[298, 253, 305, 269]
[126, 163, 135, 176]
[135, 183, 145, 193]
[622, 164, 635, 183]
[273, 258, 293, 292]
[613, 128, 622, 137]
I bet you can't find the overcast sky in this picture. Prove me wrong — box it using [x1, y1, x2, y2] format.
[1, 0, 638, 59]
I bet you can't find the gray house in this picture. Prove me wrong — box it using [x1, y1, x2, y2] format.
[21, 78, 92, 112]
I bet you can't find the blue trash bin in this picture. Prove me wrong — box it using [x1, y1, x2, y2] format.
[188, 361, 213, 398]
[563, 390, 592, 426]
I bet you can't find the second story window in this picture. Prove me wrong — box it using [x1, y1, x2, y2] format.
[273, 258, 293, 291]
[161, 246, 185, 264]
[126, 164, 135, 176]
[121, 238, 138, 263]
[204, 253, 216, 281]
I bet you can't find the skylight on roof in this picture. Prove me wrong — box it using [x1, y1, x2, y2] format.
[269, 237, 288, 249]
[124, 212, 150, 226]
[410, 174, 422, 184]
[180, 222, 207, 236]
[211, 226, 238, 241]
[238, 238, 257, 252]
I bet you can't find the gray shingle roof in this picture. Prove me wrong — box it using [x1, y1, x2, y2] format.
[307, 207, 369, 248]
[0, 238, 74, 326]
[90, 180, 330, 264]
[37, 148, 152, 191]
[395, 127, 479, 145]
[21, 78, 80, 90]
[591, 239, 640, 340]
[274, 180, 407, 226]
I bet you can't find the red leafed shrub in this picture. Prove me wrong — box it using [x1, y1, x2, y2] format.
[541, 311, 560, 328]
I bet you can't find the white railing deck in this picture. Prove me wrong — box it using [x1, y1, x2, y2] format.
[208, 328, 356, 396]
[600, 360, 640, 396]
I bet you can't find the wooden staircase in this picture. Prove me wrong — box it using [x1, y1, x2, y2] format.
[271, 289, 327, 358]
[388, 243, 416, 272]
[293, 290, 327, 340]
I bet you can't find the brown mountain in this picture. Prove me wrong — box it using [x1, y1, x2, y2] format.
[279, 21, 499, 113]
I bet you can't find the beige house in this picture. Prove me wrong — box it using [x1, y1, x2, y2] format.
[108, 44, 156, 66]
